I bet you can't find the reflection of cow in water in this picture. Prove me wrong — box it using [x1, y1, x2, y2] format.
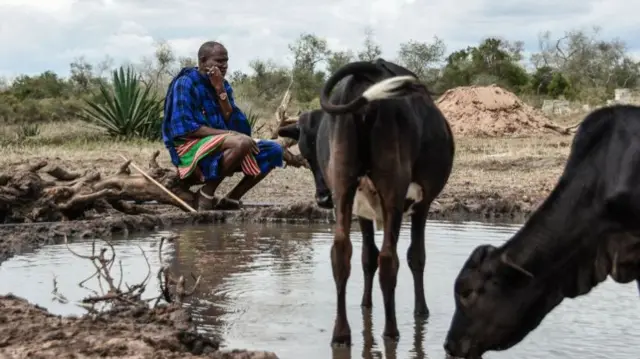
[444, 104, 640, 359]
[278, 59, 455, 345]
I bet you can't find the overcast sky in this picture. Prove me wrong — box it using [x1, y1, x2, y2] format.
[1, 0, 638, 79]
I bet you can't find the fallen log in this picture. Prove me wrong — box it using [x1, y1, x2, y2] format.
[0, 152, 195, 223]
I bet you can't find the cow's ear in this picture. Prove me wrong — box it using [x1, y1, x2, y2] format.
[496, 251, 534, 287]
[278, 123, 300, 140]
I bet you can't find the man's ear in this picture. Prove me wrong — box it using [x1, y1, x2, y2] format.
[278, 123, 300, 140]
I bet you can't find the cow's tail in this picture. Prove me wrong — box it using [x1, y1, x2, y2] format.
[319, 61, 422, 115]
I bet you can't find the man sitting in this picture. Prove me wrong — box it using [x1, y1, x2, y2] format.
[162, 41, 284, 210]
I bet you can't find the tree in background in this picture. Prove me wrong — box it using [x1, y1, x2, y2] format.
[438, 37, 530, 93]
[531, 26, 639, 103]
[1, 26, 639, 139]
[396, 36, 446, 87]
[357, 26, 382, 61]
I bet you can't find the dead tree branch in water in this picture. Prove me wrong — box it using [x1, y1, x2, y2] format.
[60, 235, 152, 312]
[52, 234, 201, 314]
[156, 236, 201, 306]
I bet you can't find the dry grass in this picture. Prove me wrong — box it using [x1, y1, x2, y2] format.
[446, 135, 570, 202]
[0, 115, 582, 205]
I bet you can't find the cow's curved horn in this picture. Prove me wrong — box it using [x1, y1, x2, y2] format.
[319, 61, 421, 115]
[500, 252, 534, 278]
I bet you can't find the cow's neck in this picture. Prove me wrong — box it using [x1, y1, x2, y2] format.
[499, 165, 640, 300]
[498, 174, 608, 283]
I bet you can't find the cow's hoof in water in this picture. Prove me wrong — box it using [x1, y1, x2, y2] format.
[330, 335, 352, 348]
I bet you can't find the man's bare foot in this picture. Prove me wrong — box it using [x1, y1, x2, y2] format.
[196, 189, 242, 211]
[197, 189, 216, 211]
[214, 197, 242, 210]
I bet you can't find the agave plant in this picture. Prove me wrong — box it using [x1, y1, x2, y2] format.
[79, 66, 164, 140]
[245, 108, 260, 129]
[245, 107, 267, 134]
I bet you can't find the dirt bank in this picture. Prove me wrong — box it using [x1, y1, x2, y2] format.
[436, 84, 572, 137]
[0, 196, 535, 265]
[0, 203, 333, 263]
[0, 294, 278, 359]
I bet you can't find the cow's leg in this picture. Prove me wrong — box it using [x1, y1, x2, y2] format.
[407, 198, 429, 317]
[359, 217, 379, 308]
[376, 176, 409, 340]
[330, 181, 357, 346]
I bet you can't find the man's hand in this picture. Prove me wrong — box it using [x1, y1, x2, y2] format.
[229, 131, 260, 154]
[206, 66, 225, 92]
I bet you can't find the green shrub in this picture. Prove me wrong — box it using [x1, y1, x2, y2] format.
[79, 66, 163, 140]
[0, 94, 86, 124]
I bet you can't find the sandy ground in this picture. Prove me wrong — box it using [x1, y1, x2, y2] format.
[436, 84, 572, 137]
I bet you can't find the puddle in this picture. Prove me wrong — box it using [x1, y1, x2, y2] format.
[1, 220, 637, 359]
[0, 233, 172, 316]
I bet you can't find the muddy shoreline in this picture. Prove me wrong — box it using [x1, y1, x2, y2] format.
[0, 196, 534, 265]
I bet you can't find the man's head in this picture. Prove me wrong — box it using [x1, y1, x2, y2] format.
[444, 244, 558, 358]
[198, 41, 229, 77]
[278, 109, 333, 209]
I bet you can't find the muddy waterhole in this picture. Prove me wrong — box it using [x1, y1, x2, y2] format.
[0, 220, 637, 359]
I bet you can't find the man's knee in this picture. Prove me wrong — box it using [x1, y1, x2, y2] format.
[225, 135, 253, 154]
[238, 136, 254, 154]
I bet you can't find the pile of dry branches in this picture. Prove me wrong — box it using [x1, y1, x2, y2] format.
[52, 235, 200, 313]
[0, 154, 192, 223]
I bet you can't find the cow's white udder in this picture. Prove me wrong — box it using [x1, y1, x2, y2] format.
[352, 176, 423, 231]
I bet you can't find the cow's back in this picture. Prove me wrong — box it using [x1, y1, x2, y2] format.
[363, 86, 454, 186]
[318, 66, 454, 197]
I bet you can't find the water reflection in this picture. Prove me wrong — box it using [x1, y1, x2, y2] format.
[329, 308, 420, 359]
[0, 235, 167, 316]
[170, 221, 512, 357]
[171, 223, 321, 339]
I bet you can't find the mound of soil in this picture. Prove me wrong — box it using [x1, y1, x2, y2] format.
[0, 294, 278, 359]
[436, 84, 570, 137]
